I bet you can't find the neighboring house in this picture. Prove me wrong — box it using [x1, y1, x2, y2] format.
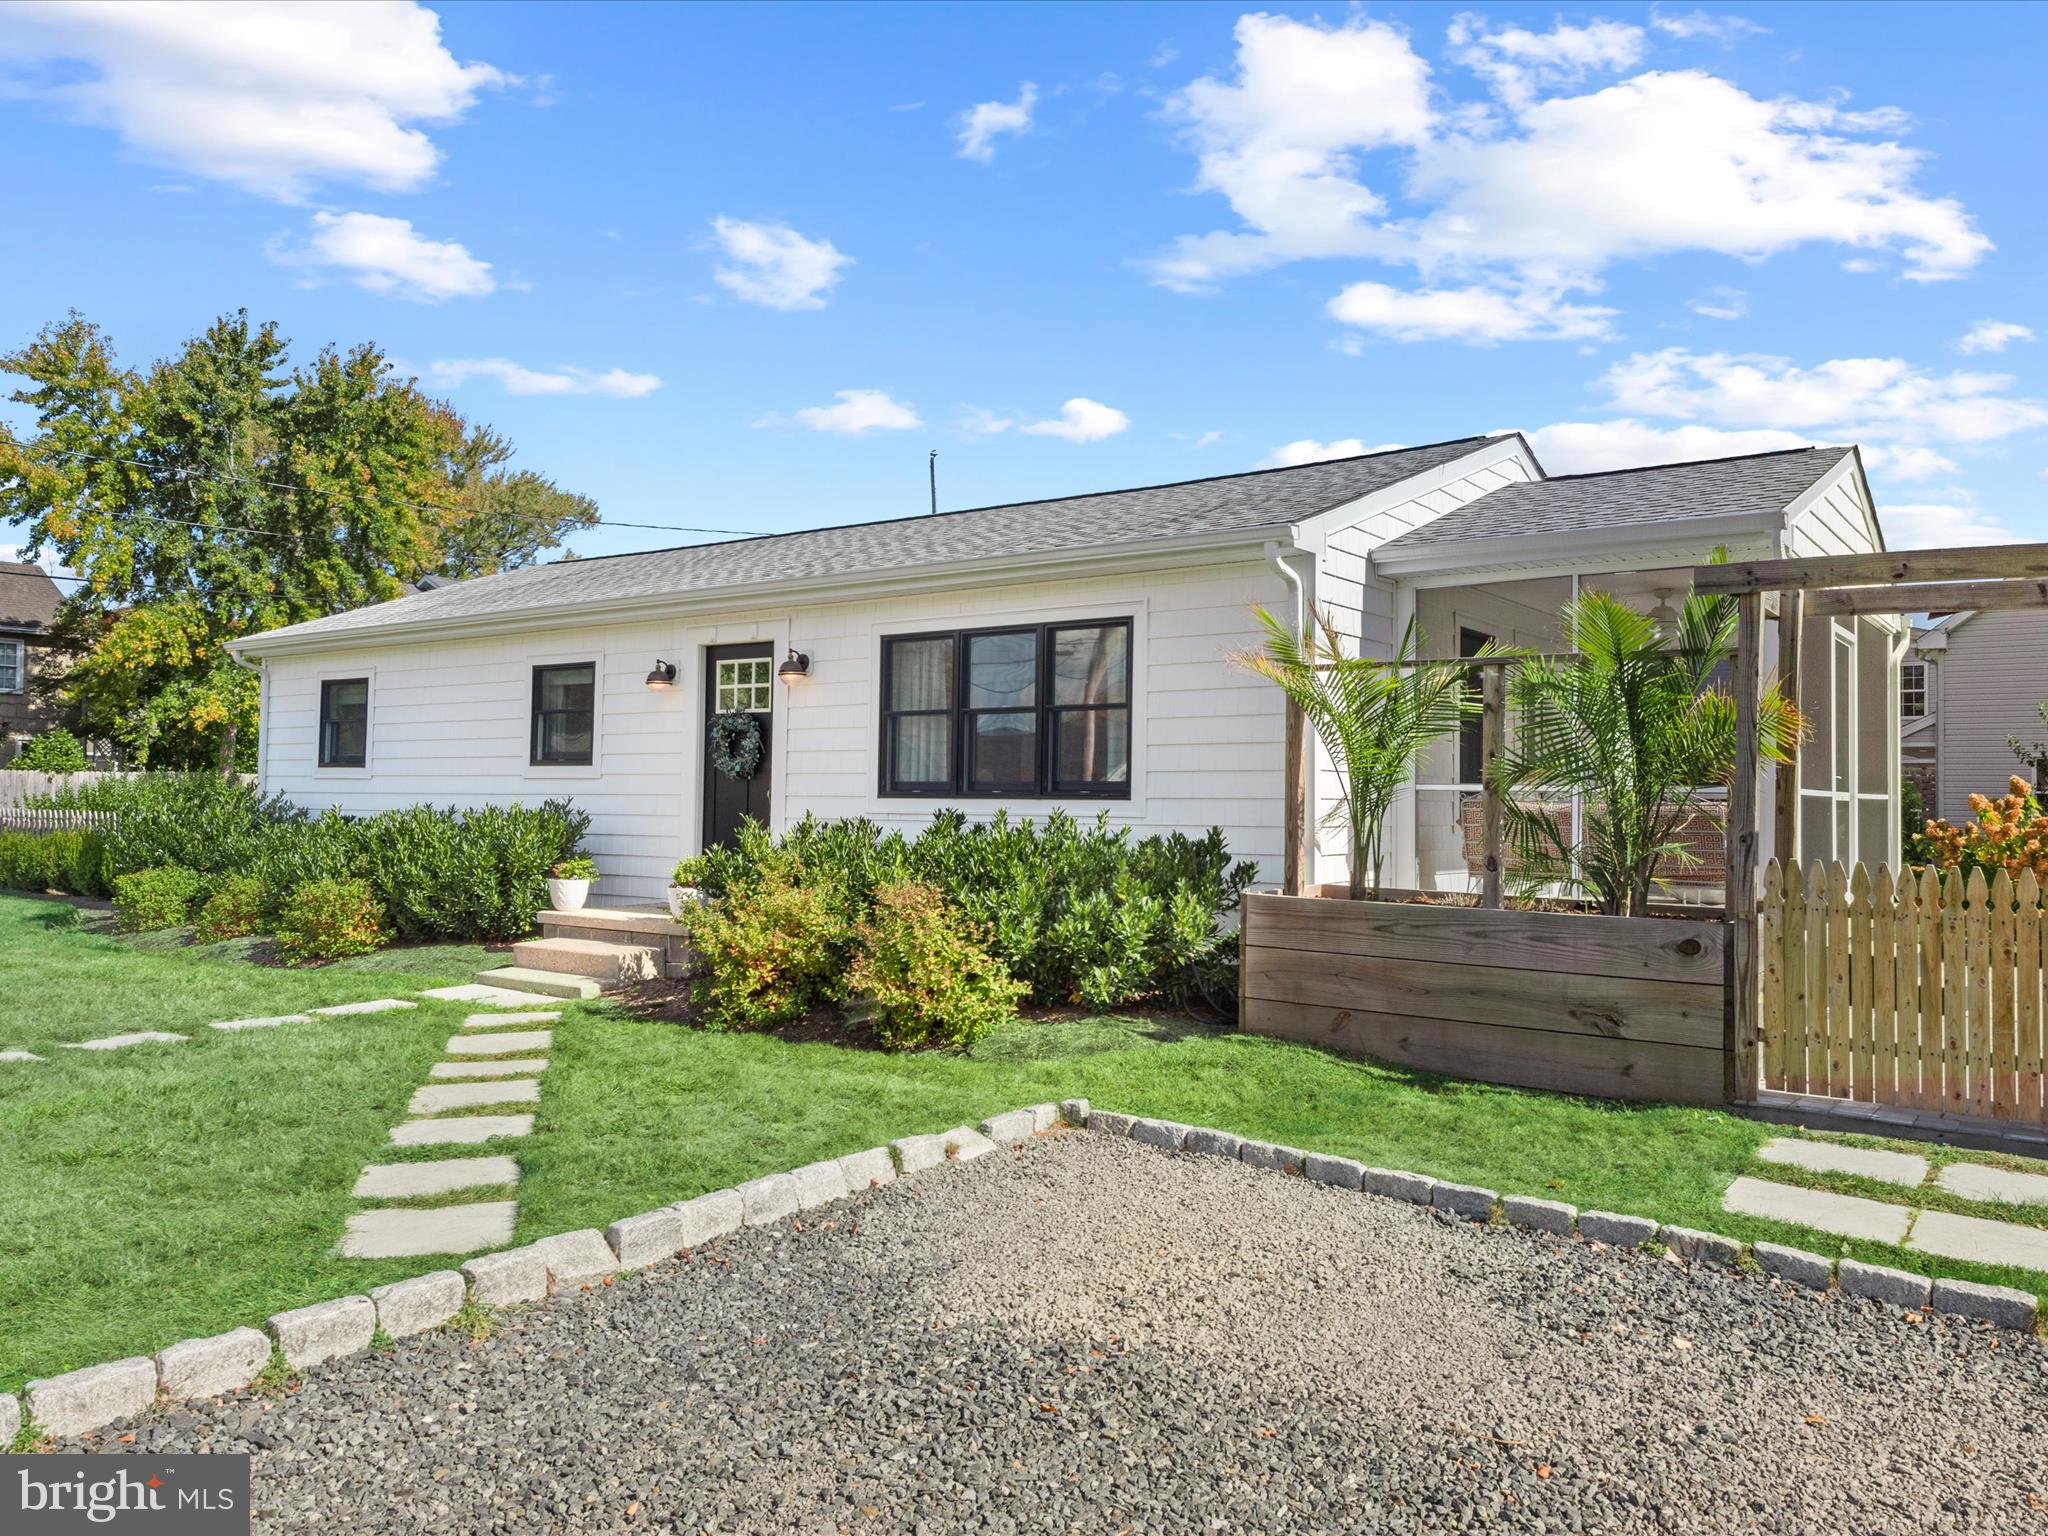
[0, 560, 70, 760]
[1910, 608, 2048, 825]
[231, 435, 1900, 905]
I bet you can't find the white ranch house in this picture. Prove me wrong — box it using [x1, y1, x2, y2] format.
[232, 434, 1902, 907]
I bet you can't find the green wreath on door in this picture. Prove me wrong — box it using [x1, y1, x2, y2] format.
[707, 710, 764, 779]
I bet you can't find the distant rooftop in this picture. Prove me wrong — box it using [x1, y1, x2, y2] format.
[0, 561, 63, 634]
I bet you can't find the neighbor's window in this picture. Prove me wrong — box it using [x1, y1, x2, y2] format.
[0, 639, 21, 694]
[318, 678, 369, 768]
[880, 620, 1130, 798]
[531, 662, 595, 765]
[715, 656, 773, 713]
[1900, 661, 1928, 719]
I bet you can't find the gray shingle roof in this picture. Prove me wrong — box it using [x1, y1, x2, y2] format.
[1375, 446, 1854, 551]
[242, 436, 1500, 646]
[0, 561, 62, 634]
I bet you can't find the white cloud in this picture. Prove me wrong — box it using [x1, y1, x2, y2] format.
[1258, 438, 1406, 469]
[1447, 15, 1644, 110]
[1145, 15, 1989, 332]
[1327, 280, 1615, 343]
[1687, 285, 1748, 321]
[1883, 501, 2023, 549]
[1519, 419, 1810, 475]
[0, 0, 506, 201]
[426, 359, 662, 398]
[268, 210, 494, 300]
[709, 217, 851, 311]
[1019, 398, 1131, 442]
[1861, 443, 1956, 482]
[1958, 320, 2034, 355]
[957, 82, 1037, 163]
[1649, 9, 1768, 43]
[787, 389, 922, 435]
[1193, 429, 1223, 448]
[1602, 347, 2048, 444]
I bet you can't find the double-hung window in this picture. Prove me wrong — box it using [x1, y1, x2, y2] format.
[0, 639, 22, 695]
[880, 619, 1130, 798]
[1900, 661, 1928, 719]
[531, 662, 595, 766]
[318, 678, 369, 767]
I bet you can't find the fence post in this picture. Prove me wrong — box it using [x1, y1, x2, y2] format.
[1726, 589, 1763, 1103]
[1479, 666, 1505, 909]
[1283, 700, 1306, 896]
[1773, 590, 1803, 867]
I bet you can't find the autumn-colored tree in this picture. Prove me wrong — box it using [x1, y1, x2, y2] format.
[0, 311, 600, 769]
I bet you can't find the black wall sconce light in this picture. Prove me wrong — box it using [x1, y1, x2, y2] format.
[645, 659, 678, 690]
[777, 648, 811, 682]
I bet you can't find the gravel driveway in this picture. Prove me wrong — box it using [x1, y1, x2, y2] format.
[71, 1131, 2048, 1534]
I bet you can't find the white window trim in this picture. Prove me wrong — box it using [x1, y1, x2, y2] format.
[314, 666, 375, 778]
[0, 637, 24, 695]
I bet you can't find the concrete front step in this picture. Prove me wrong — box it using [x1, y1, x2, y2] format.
[475, 965, 603, 1000]
[508, 937, 658, 986]
[538, 906, 693, 979]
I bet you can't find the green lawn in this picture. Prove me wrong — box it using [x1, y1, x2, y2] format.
[5, 890, 2046, 1391]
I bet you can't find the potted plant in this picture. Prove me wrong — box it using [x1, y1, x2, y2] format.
[668, 855, 708, 920]
[547, 856, 599, 912]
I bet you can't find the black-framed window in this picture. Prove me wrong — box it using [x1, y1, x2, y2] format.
[881, 619, 1131, 798]
[531, 662, 595, 766]
[318, 678, 368, 768]
[1457, 627, 1491, 785]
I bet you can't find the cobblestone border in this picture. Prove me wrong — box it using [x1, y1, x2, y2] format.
[5, 1104, 1068, 1443]
[1081, 1107, 2044, 1339]
[11, 1097, 2042, 1445]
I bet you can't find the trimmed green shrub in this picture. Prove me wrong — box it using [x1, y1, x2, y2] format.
[0, 829, 110, 897]
[194, 873, 268, 943]
[352, 800, 588, 941]
[845, 882, 1027, 1050]
[6, 727, 88, 773]
[37, 772, 302, 878]
[112, 866, 204, 931]
[685, 876, 849, 1030]
[273, 877, 385, 963]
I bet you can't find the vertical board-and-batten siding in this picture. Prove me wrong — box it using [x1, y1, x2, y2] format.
[257, 557, 1289, 904]
[1933, 609, 2048, 825]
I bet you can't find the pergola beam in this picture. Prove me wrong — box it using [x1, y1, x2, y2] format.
[1694, 543, 2048, 595]
[1807, 579, 2048, 618]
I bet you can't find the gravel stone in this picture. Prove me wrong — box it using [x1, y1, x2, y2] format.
[1432, 1181, 1498, 1220]
[790, 1158, 853, 1210]
[1660, 1225, 1743, 1267]
[460, 1247, 546, 1305]
[1502, 1195, 1576, 1234]
[1128, 1117, 1192, 1151]
[268, 1297, 375, 1369]
[607, 1209, 685, 1268]
[1058, 1097, 1089, 1126]
[23, 1358, 157, 1437]
[1361, 1166, 1435, 1204]
[1303, 1152, 1365, 1190]
[1185, 1126, 1244, 1159]
[369, 1272, 465, 1338]
[669, 1189, 745, 1248]
[837, 1147, 895, 1191]
[1087, 1110, 1135, 1137]
[1931, 1276, 2039, 1330]
[1752, 1241, 1834, 1290]
[736, 1173, 801, 1226]
[1238, 1138, 1306, 1174]
[155, 1328, 270, 1401]
[1839, 1257, 1933, 1310]
[534, 1230, 620, 1290]
[0, 1392, 17, 1446]
[1579, 1210, 1659, 1246]
[90, 1135, 2048, 1534]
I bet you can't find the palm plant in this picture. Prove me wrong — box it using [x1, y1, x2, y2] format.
[1237, 606, 1474, 899]
[1493, 586, 1800, 917]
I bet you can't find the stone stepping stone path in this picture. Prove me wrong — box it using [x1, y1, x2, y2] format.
[0, 1050, 45, 1063]
[419, 983, 561, 1007]
[344, 1009, 559, 1258]
[1727, 1136, 2048, 1275]
[210, 1013, 311, 1032]
[312, 998, 416, 1016]
[60, 1031, 189, 1051]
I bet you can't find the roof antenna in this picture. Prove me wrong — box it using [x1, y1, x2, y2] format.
[928, 449, 938, 515]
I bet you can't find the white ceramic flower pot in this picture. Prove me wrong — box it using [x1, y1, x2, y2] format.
[667, 883, 701, 920]
[547, 876, 591, 912]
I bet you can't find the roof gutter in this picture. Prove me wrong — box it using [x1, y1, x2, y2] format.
[231, 523, 1308, 660]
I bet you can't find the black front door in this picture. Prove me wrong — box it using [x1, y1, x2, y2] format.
[703, 642, 774, 852]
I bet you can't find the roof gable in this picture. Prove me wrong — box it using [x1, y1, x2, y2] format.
[0, 561, 62, 634]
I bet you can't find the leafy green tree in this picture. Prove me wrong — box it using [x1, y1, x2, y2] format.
[1493, 587, 1802, 917]
[6, 726, 88, 772]
[432, 417, 599, 578]
[1237, 606, 1474, 898]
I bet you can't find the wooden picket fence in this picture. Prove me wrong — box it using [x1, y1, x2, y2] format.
[1759, 858, 2048, 1122]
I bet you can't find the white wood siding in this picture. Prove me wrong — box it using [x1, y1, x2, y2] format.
[1931, 609, 2048, 824]
[258, 556, 1289, 903]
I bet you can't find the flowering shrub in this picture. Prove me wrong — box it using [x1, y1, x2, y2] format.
[112, 865, 204, 931]
[845, 882, 1027, 1050]
[685, 876, 848, 1030]
[273, 877, 386, 963]
[1921, 776, 2048, 882]
[194, 874, 268, 943]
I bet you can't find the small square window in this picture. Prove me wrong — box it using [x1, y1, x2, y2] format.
[716, 657, 773, 712]
[319, 678, 368, 768]
[532, 663, 596, 765]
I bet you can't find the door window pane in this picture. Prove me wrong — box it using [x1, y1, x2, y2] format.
[967, 631, 1036, 708]
[716, 657, 773, 712]
[888, 637, 953, 710]
[319, 678, 369, 767]
[1051, 626, 1127, 705]
[970, 711, 1037, 787]
[1054, 708, 1129, 786]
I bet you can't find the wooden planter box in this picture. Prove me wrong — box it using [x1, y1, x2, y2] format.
[1240, 893, 1729, 1105]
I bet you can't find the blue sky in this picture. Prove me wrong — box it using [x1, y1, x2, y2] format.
[3, 0, 2044, 562]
